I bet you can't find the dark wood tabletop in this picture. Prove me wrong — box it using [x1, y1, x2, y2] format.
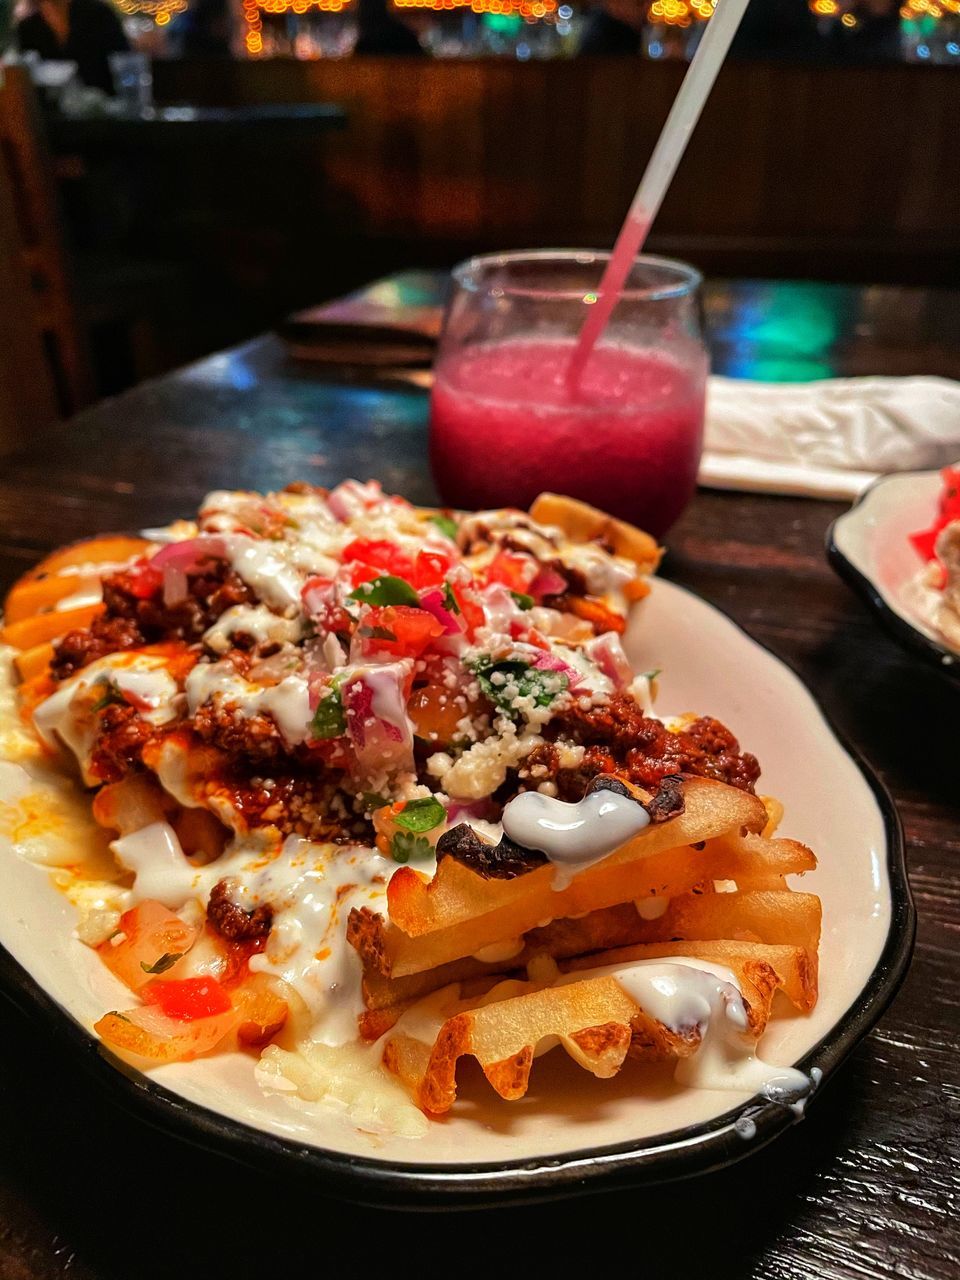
[0, 273, 957, 1279]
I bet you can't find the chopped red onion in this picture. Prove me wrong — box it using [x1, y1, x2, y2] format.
[530, 566, 567, 601]
[584, 632, 633, 689]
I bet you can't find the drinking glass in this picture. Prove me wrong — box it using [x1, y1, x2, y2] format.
[108, 51, 153, 115]
[429, 250, 708, 536]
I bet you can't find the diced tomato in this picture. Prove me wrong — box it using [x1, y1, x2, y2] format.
[909, 528, 940, 562]
[358, 605, 444, 659]
[302, 575, 353, 635]
[412, 546, 457, 589]
[345, 562, 380, 589]
[142, 976, 233, 1021]
[121, 559, 163, 599]
[408, 682, 473, 745]
[512, 626, 550, 649]
[342, 538, 415, 580]
[910, 466, 960, 574]
[451, 587, 485, 639]
[485, 550, 537, 593]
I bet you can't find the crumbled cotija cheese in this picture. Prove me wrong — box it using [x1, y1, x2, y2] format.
[427, 719, 544, 800]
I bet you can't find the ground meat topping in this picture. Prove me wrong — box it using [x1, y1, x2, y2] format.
[51, 616, 146, 681]
[88, 703, 157, 783]
[51, 561, 254, 682]
[104, 563, 254, 643]
[214, 765, 369, 843]
[207, 878, 273, 941]
[192, 701, 286, 763]
[525, 696, 760, 796]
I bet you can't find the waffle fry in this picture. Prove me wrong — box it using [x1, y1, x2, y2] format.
[351, 827, 815, 989]
[350, 789, 799, 982]
[528, 493, 663, 576]
[385, 777, 766, 938]
[382, 947, 784, 1116]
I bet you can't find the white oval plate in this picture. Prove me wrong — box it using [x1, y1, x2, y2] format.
[0, 579, 913, 1206]
[828, 469, 960, 679]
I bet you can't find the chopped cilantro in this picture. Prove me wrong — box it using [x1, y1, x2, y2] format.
[310, 684, 346, 739]
[348, 574, 419, 607]
[470, 656, 568, 719]
[358, 624, 398, 642]
[394, 796, 446, 834]
[430, 514, 459, 541]
[390, 830, 435, 864]
[91, 682, 126, 713]
[140, 951, 183, 975]
[641, 668, 661, 681]
[510, 591, 534, 611]
[442, 581, 461, 615]
[362, 791, 389, 811]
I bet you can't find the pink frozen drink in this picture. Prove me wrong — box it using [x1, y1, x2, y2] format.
[430, 337, 707, 536]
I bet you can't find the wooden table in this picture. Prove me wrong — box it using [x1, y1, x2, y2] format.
[0, 274, 957, 1279]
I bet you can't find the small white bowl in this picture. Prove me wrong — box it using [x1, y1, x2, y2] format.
[828, 469, 960, 680]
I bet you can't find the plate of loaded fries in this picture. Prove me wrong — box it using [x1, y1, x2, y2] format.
[0, 480, 913, 1205]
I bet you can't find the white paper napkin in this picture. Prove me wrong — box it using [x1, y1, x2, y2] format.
[700, 375, 960, 499]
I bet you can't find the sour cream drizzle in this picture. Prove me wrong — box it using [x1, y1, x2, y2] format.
[111, 822, 418, 1046]
[561, 958, 810, 1097]
[202, 604, 304, 655]
[220, 535, 303, 612]
[185, 661, 312, 746]
[33, 655, 181, 782]
[501, 788, 651, 890]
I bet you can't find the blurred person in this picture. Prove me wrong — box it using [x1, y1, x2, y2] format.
[729, 0, 826, 61]
[354, 0, 424, 55]
[577, 0, 643, 55]
[17, 0, 129, 92]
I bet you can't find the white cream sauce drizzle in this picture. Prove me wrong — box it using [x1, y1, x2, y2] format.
[557, 543, 638, 597]
[54, 586, 103, 611]
[501, 788, 651, 890]
[110, 821, 423, 1046]
[246, 838, 392, 1046]
[220, 536, 303, 612]
[184, 661, 312, 746]
[560, 958, 809, 1098]
[202, 605, 304, 655]
[32, 655, 181, 782]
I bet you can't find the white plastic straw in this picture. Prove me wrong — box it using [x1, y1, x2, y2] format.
[569, 0, 753, 386]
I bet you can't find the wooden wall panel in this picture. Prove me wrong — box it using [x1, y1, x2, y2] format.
[153, 59, 960, 279]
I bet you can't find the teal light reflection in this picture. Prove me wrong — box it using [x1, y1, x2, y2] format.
[718, 284, 841, 383]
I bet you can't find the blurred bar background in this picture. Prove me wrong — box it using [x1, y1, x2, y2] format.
[0, 0, 956, 427]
